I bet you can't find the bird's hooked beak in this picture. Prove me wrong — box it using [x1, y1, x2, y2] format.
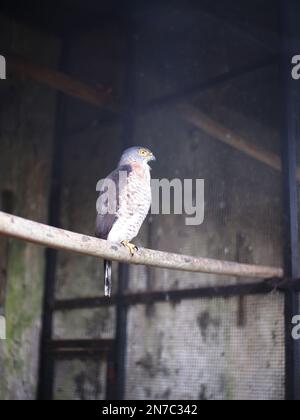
[148, 153, 156, 162]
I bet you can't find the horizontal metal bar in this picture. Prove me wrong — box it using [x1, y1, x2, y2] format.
[54, 296, 116, 310]
[0, 211, 283, 279]
[50, 351, 108, 360]
[48, 339, 114, 360]
[53, 278, 298, 311]
[48, 339, 114, 351]
[122, 280, 281, 305]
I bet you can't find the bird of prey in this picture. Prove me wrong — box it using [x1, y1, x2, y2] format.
[96, 146, 156, 297]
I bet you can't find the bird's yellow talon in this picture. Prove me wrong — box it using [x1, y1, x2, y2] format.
[121, 240, 138, 256]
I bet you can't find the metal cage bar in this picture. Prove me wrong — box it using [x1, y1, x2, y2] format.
[281, 0, 300, 401]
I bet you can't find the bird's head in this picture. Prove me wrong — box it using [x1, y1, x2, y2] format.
[119, 146, 156, 167]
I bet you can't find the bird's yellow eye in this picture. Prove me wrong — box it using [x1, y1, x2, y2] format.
[139, 149, 148, 156]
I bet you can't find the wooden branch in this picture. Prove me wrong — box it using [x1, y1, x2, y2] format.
[177, 103, 300, 180]
[0, 211, 283, 279]
[8, 54, 112, 107]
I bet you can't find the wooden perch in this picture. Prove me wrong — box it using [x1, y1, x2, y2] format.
[0, 211, 283, 279]
[8, 54, 112, 107]
[177, 103, 300, 180]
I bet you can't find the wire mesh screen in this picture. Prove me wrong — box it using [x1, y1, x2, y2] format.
[125, 294, 285, 400]
[53, 359, 107, 400]
[53, 308, 115, 340]
[48, 0, 286, 401]
[122, 3, 284, 401]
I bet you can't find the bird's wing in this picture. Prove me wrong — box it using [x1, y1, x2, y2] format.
[95, 164, 132, 239]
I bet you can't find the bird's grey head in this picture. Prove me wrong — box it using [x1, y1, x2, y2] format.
[119, 146, 156, 167]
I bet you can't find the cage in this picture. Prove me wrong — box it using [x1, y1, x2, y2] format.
[0, 0, 299, 401]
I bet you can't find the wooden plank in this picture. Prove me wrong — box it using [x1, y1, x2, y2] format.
[177, 103, 300, 180]
[178, 103, 280, 169]
[0, 211, 283, 279]
[8, 54, 112, 107]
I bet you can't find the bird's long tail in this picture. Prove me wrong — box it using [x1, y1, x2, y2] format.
[104, 259, 112, 297]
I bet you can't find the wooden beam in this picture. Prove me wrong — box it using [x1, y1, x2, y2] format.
[177, 103, 300, 181]
[7, 54, 112, 107]
[178, 103, 279, 169]
[0, 211, 283, 279]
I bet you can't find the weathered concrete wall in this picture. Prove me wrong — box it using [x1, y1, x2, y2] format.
[0, 15, 59, 399]
[126, 295, 284, 400]
[54, 359, 107, 401]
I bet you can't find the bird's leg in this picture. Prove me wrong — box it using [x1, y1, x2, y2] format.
[121, 240, 138, 256]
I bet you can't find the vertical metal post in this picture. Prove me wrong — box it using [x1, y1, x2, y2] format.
[114, 10, 138, 400]
[281, 0, 300, 401]
[37, 40, 69, 400]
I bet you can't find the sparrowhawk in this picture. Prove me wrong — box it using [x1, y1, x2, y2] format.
[96, 146, 156, 297]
